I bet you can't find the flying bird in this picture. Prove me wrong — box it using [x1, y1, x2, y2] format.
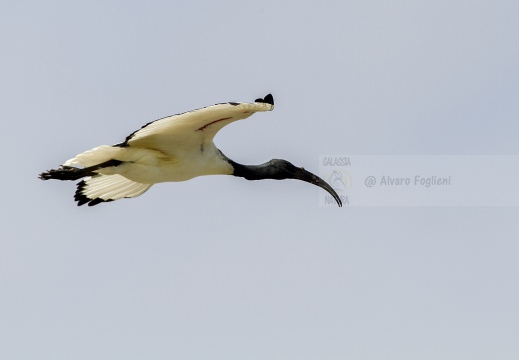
[39, 94, 342, 207]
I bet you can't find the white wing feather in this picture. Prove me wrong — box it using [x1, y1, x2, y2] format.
[76, 174, 152, 204]
[124, 101, 274, 155]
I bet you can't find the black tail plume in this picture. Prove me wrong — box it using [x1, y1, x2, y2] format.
[39, 160, 123, 181]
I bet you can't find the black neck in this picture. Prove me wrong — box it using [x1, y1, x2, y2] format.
[228, 159, 283, 180]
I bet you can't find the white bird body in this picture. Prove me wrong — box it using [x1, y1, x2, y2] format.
[64, 143, 232, 183]
[40, 94, 342, 207]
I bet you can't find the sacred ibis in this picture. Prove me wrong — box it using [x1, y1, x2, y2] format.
[39, 94, 342, 207]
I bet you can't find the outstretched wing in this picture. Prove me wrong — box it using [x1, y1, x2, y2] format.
[117, 94, 274, 155]
[75, 174, 152, 206]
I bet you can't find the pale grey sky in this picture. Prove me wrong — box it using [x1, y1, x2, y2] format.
[2, 1, 519, 359]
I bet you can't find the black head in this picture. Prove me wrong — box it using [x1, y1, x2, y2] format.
[248, 159, 342, 207]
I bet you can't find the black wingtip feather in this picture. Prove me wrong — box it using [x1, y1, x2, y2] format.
[255, 93, 274, 106]
[74, 180, 88, 205]
[87, 198, 113, 207]
[263, 93, 274, 106]
[74, 179, 113, 206]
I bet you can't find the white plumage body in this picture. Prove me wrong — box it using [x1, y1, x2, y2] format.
[64, 144, 232, 183]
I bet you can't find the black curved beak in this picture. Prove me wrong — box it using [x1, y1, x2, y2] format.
[290, 167, 343, 207]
